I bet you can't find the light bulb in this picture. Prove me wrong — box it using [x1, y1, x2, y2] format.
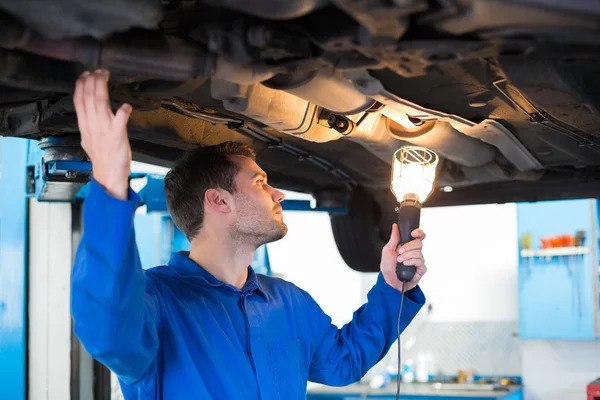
[391, 146, 439, 204]
[390, 145, 439, 282]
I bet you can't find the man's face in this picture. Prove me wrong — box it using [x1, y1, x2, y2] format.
[229, 156, 288, 247]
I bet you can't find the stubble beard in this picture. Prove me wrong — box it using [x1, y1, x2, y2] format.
[230, 194, 288, 249]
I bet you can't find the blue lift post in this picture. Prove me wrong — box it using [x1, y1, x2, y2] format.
[0, 137, 30, 400]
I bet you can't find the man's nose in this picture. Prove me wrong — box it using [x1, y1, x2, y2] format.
[271, 187, 285, 203]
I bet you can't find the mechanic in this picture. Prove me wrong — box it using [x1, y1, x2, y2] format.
[70, 69, 428, 399]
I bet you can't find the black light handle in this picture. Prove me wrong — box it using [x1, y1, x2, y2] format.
[396, 202, 421, 282]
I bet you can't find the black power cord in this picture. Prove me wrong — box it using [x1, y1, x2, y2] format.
[396, 280, 406, 400]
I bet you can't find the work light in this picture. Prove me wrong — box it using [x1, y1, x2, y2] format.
[391, 146, 439, 282]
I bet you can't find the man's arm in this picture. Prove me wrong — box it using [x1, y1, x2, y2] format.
[70, 69, 158, 384]
[302, 274, 425, 386]
[71, 180, 160, 384]
[306, 223, 428, 385]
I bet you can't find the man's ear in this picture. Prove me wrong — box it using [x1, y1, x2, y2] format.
[204, 188, 233, 214]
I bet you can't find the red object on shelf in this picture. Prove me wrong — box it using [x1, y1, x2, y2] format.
[540, 234, 576, 249]
[588, 378, 600, 400]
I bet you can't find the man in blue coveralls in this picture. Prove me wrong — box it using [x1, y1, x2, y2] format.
[70, 69, 428, 399]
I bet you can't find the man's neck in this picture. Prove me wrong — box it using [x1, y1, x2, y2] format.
[188, 228, 255, 290]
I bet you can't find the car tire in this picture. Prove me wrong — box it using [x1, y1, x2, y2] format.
[330, 187, 392, 273]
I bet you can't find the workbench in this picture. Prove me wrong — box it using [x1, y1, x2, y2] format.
[306, 382, 523, 400]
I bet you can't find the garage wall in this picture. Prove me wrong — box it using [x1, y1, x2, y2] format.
[407, 203, 519, 323]
[520, 340, 600, 400]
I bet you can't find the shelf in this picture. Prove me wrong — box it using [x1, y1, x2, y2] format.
[520, 247, 590, 258]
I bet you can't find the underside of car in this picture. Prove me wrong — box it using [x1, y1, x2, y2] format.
[1, 0, 600, 271]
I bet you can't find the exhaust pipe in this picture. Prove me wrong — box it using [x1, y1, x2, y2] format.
[0, 18, 215, 81]
[0, 17, 275, 84]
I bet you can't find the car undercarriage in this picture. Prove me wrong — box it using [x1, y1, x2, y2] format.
[1, 0, 600, 270]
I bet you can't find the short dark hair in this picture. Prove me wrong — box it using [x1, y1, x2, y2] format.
[164, 141, 256, 240]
